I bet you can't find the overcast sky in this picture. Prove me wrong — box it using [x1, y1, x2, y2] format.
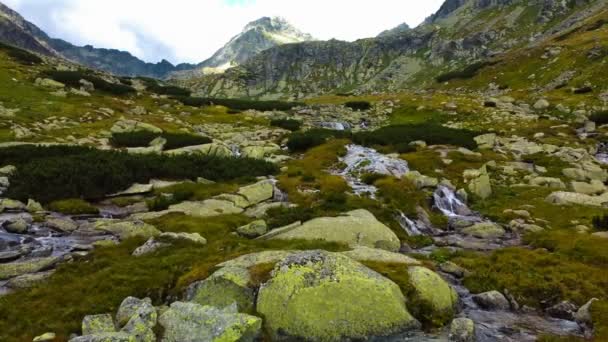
[3, 0, 445, 64]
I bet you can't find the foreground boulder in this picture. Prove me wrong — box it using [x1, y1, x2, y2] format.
[407, 266, 459, 325]
[186, 266, 256, 313]
[159, 302, 261, 342]
[260, 209, 401, 251]
[256, 250, 419, 340]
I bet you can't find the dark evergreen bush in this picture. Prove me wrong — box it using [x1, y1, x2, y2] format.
[353, 123, 478, 150]
[436, 61, 497, 83]
[1, 146, 277, 202]
[593, 215, 608, 231]
[286, 129, 351, 152]
[270, 119, 302, 132]
[42, 70, 136, 95]
[173, 96, 304, 111]
[265, 206, 316, 229]
[589, 111, 608, 125]
[345, 101, 372, 111]
[148, 84, 191, 97]
[110, 131, 212, 149]
[0, 42, 43, 65]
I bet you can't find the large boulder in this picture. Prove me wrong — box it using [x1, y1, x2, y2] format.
[474, 134, 497, 149]
[236, 220, 268, 238]
[168, 199, 244, 218]
[261, 209, 401, 251]
[94, 220, 161, 240]
[159, 302, 261, 342]
[236, 180, 274, 206]
[256, 250, 419, 341]
[407, 266, 458, 325]
[473, 291, 510, 311]
[570, 180, 606, 195]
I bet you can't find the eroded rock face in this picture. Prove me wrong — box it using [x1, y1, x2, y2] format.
[256, 250, 420, 341]
[261, 209, 401, 251]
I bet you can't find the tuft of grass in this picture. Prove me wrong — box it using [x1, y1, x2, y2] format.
[47, 198, 99, 215]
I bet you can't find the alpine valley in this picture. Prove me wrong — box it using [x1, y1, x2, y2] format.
[0, 0, 607, 341]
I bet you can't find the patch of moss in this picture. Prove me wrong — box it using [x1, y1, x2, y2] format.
[47, 198, 99, 215]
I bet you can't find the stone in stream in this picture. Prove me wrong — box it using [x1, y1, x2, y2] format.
[159, 302, 261, 342]
[407, 266, 459, 324]
[574, 298, 598, 328]
[2, 217, 29, 234]
[46, 217, 78, 233]
[0, 256, 60, 280]
[449, 317, 476, 342]
[461, 222, 506, 239]
[473, 291, 510, 311]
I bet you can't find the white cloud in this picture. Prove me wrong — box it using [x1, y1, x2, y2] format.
[3, 0, 445, 64]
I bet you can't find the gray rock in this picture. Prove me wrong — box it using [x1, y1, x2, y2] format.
[116, 297, 156, 328]
[473, 291, 510, 311]
[2, 218, 28, 234]
[574, 298, 598, 327]
[69, 332, 135, 342]
[546, 301, 578, 321]
[449, 317, 476, 342]
[236, 220, 268, 238]
[159, 302, 261, 342]
[82, 314, 116, 335]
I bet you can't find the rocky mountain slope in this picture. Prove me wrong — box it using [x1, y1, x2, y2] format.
[171, 16, 314, 78]
[178, 0, 606, 100]
[0, 3, 313, 79]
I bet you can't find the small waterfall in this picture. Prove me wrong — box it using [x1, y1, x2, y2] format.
[398, 212, 423, 236]
[597, 142, 608, 164]
[269, 178, 289, 203]
[336, 145, 410, 197]
[230, 145, 242, 157]
[318, 122, 351, 131]
[433, 185, 473, 218]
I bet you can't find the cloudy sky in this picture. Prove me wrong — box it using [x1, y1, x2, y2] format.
[3, 0, 445, 64]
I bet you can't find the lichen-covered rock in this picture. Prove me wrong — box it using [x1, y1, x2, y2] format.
[2, 217, 28, 234]
[164, 143, 232, 157]
[5, 270, 55, 289]
[262, 209, 401, 251]
[467, 166, 492, 199]
[46, 217, 78, 233]
[236, 220, 268, 238]
[94, 220, 161, 240]
[257, 250, 419, 341]
[186, 266, 255, 313]
[236, 180, 274, 206]
[0, 198, 26, 212]
[449, 317, 476, 342]
[33, 332, 56, 342]
[472, 291, 510, 311]
[26, 199, 44, 213]
[407, 266, 458, 326]
[116, 297, 156, 328]
[160, 232, 207, 245]
[545, 191, 608, 207]
[0, 257, 59, 280]
[461, 222, 505, 239]
[82, 314, 115, 335]
[217, 250, 295, 269]
[159, 302, 261, 342]
[341, 246, 421, 265]
[168, 199, 244, 218]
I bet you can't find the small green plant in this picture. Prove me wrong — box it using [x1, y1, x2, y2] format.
[48, 199, 99, 215]
[270, 119, 302, 132]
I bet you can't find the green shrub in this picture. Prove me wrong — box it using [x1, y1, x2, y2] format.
[110, 131, 212, 149]
[353, 123, 478, 150]
[47, 199, 99, 215]
[589, 111, 608, 125]
[345, 101, 372, 111]
[360, 173, 387, 185]
[174, 96, 304, 111]
[0, 42, 43, 65]
[1, 146, 277, 203]
[436, 61, 497, 83]
[265, 206, 316, 229]
[286, 129, 351, 152]
[270, 119, 302, 132]
[148, 84, 191, 97]
[42, 70, 136, 95]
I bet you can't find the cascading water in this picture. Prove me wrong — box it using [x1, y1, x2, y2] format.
[230, 144, 242, 157]
[337, 144, 410, 197]
[397, 212, 423, 236]
[318, 122, 351, 131]
[433, 185, 474, 218]
[596, 142, 608, 164]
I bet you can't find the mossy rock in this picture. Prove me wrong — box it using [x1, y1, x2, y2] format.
[264, 209, 401, 251]
[186, 266, 255, 314]
[159, 302, 261, 342]
[82, 314, 115, 335]
[94, 220, 161, 240]
[0, 257, 59, 280]
[256, 250, 419, 341]
[406, 266, 458, 327]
